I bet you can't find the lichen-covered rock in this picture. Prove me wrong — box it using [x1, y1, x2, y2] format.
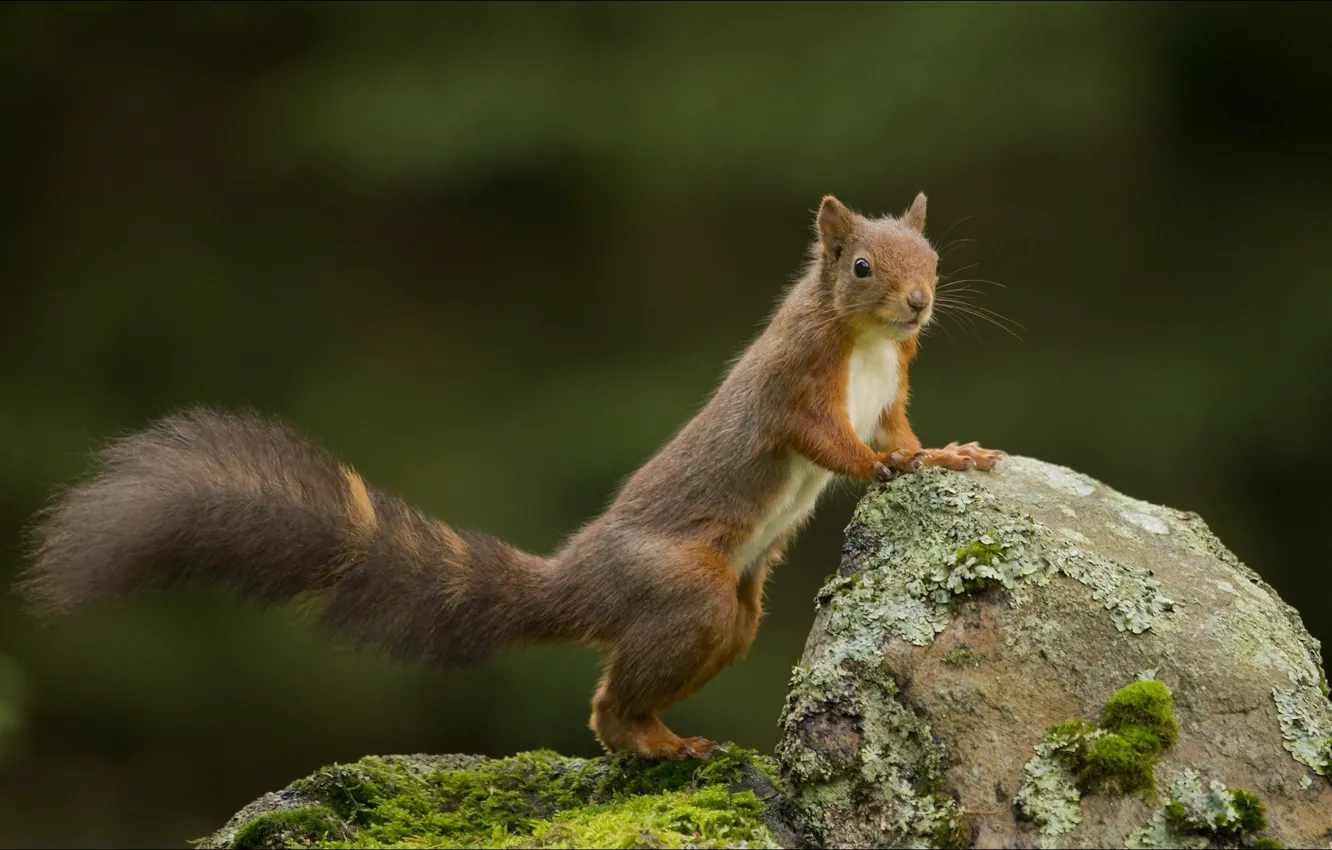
[776, 455, 1331, 849]
[201, 747, 811, 849]
[203, 455, 1330, 849]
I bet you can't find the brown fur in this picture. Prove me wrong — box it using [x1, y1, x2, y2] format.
[16, 193, 1001, 760]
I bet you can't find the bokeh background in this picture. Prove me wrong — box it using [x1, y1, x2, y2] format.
[2, 3, 1330, 847]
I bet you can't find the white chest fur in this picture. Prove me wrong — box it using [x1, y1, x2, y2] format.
[844, 331, 902, 441]
[734, 332, 900, 571]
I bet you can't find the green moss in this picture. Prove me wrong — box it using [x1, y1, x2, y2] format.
[940, 646, 977, 667]
[1046, 680, 1177, 796]
[520, 787, 768, 849]
[1115, 723, 1169, 755]
[1100, 680, 1179, 751]
[1078, 733, 1155, 794]
[1062, 679, 1179, 795]
[232, 807, 345, 849]
[289, 751, 600, 843]
[1227, 787, 1267, 835]
[1251, 839, 1286, 849]
[943, 536, 1007, 601]
[217, 748, 780, 850]
[599, 746, 779, 798]
[1161, 799, 1187, 829]
[1015, 678, 1179, 835]
[951, 538, 1005, 569]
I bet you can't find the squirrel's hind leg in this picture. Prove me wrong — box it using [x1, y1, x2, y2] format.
[588, 543, 742, 760]
[590, 689, 722, 761]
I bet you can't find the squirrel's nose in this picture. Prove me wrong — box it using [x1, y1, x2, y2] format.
[907, 289, 929, 311]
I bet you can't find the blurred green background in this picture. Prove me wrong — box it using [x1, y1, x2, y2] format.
[2, 2, 1330, 847]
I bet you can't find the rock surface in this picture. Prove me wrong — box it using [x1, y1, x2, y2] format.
[776, 455, 1331, 848]
[206, 455, 1331, 849]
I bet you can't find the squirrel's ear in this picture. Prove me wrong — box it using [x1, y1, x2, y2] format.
[817, 195, 854, 259]
[902, 192, 927, 233]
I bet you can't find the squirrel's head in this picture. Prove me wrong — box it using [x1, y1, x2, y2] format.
[815, 193, 938, 339]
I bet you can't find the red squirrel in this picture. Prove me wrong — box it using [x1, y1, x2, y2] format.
[19, 193, 1001, 760]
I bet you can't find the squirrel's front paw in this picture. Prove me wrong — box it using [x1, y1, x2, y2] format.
[873, 448, 928, 481]
[922, 441, 1004, 472]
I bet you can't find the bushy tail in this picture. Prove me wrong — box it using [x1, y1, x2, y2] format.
[18, 408, 555, 668]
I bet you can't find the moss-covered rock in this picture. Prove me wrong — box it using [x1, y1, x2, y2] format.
[202, 747, 806, 849]
[776, 455, 1332, 848]
[204, 455, 1332, 849]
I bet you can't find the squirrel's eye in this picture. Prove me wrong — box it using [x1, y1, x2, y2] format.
[853, 258, 871, 278]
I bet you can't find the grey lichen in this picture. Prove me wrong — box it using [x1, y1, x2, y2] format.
[1126, 769, 1274, 849]
[777, 663, 969, 848]
[1012, 728, 1084, 837]
[817, 463, 1178, 650]
[775, 475, 1001, 847]
[1126, 810, 1211, 850]
[1043, 551, 1177, 635]
[1271, 672, 1332, 776]
[1164, 772, 1265, 835]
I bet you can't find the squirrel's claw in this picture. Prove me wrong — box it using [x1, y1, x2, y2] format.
[873, 448, 929, 482]
[872, 461, 900, 482]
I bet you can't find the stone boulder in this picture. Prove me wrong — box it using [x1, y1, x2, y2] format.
[207, 455, 1332, 848]
[777, 456, 1331, 848]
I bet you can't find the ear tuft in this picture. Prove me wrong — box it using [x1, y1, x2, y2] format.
[817, 195, 854, 258]
[902, 192, 927, 233]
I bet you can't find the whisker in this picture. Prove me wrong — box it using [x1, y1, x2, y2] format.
[936, 215, 976, 245]
[934, 295, 990, 311]
[923, 317, 955, 341]
[958, 301, 1026, 332]
[934, 304, 984, 339]
[938, 308, 1000, 339]
[939, 238, 977, 259]
[934, 302, 1024, 340]
[934, 287, 985, 300]
[943, 281, 1001, 294]
[941, 262, 981, 279]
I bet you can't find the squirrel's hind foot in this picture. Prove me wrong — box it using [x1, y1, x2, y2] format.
[660, 735, 724, 761]
[621, 733, 721, 761]
[592, 708, 724, 761]
[616, 727, 724, 761]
